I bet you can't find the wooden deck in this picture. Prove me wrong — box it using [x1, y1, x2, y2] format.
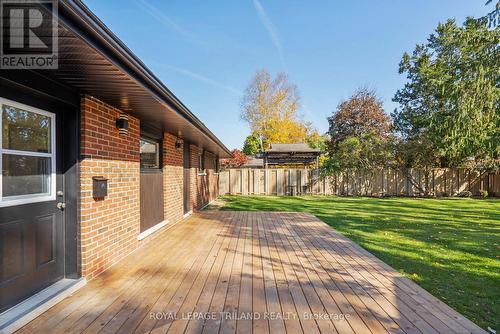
[17, 211, 485, 334]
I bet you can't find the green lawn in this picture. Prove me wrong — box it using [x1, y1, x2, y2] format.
[220, 195, 500, 331]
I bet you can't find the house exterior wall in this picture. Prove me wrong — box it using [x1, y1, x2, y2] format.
[79, 96, 141, 279]
[79, 96, 219, 280]
[163, 133, 184, 223]
[190, 144, 200, 209]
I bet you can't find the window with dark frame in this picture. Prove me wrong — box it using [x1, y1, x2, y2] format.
[140, 138, 160, 169]
[198, 151, 205, 174]
[214, 157, 219, 173]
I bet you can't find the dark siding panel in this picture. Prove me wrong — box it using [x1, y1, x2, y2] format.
[140, 172, 164, 232]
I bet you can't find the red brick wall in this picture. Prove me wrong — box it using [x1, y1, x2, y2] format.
[80, 96, 141, 279]
[79, 96, 220, 280]
[163, 133, 184, 222]
[190, 144, 199, 209]
[81, 96, 138, 162]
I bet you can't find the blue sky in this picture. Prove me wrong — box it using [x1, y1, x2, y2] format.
[84, 0, 487, 149]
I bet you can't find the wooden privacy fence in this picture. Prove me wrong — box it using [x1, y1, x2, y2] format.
[218, 168, 500, 197]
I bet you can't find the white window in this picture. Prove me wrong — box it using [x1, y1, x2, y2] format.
[0, 98, 56, 207]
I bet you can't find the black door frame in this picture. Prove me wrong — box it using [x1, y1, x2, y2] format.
[0, 73, 80, 281]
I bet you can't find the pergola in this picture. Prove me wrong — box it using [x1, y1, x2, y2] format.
[263, 143, 322, 168]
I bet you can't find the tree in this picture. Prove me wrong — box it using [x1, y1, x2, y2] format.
[220, 149, 249, 169]
[328, 88, 392, 148]
[305, 131, 328, 151]
[393, 137, 441, 169]
[242, 133, 261, 156]
[393, 136, 442, 195]
[331, 137, 362, 171]
[241, 69, 312, 147]
[392, 18, 499, 167]
[327, 133, 394, 172]
[484, 0, 500, 27]
[326, 88, 394, 171]
[264, 116, 310, 146]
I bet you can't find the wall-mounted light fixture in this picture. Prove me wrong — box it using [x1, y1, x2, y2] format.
[116, 113, 129, 135]
[175, 138, 183, 151]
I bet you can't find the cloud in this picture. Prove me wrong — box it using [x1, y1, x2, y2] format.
[253, 0, 286, 67]
[159, 65, 242, 96]
[134, 0, 208, 47]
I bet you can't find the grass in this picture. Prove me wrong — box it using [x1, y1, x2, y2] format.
[220, 195, 500, 331]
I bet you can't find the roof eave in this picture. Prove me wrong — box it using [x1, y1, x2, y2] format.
[60, 0, 232, 157]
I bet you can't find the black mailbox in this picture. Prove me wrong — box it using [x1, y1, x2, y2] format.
[92, 176, 108, 198]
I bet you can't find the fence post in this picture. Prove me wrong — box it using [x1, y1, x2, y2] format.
[241, 168, 244, 194]
[265, 169, 268, 195]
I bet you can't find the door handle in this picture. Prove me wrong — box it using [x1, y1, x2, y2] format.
[57, 202, 66, 210]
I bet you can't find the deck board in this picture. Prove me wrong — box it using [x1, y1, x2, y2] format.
[15, 211, 487, 334]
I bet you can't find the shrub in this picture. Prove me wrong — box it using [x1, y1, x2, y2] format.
[479, 190, 489, 198]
